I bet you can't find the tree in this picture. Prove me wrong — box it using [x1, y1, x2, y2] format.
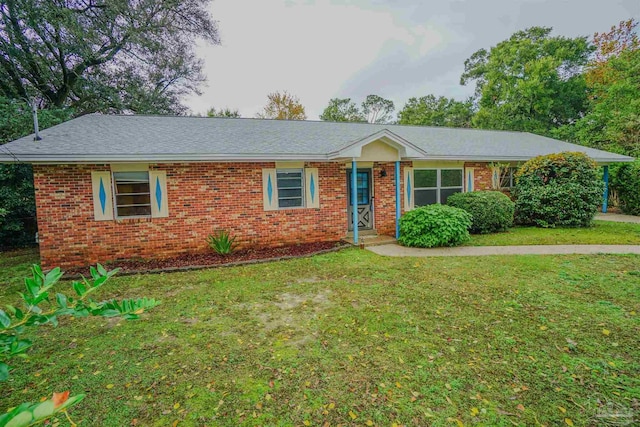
[0, 0, 220, 114]
[397, 95, 474, 127]
[319, 98, 366, 122]
[460, 27, 592, 135]
[0, 97, 72, 248]
[361, 94, 395, 124]
[207, 107, 241, 118]
[555, 19, 639, 156]
[256, 91, 307, 120]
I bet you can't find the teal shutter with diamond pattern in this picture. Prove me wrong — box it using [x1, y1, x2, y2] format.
[403, 167, 414, 211]
[149, 170, 168, 218]
[262, 169, 278, 211]
[305, 168, 319, 208]
[91, 171, 114, 220]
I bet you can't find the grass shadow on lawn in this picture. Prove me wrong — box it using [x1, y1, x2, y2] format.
[1, 248, 639, 426]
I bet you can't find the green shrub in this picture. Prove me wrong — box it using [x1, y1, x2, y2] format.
[447, 191, 514, 234]
[398, 204, 472, 248]
[514, 152, 602, 227]
[611, 159, 640, 216]
[206, 230, 238, 255]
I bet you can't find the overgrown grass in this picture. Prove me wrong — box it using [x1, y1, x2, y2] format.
[1, 248, 639, 426]
[467, 220, 640, 246]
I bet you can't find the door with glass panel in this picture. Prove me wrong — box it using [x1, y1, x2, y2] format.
[347, 169, 373, 230]
[413, 169, 463, 206]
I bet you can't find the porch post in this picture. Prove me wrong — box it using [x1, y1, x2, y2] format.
[602, 165, 609, 213]
[395, 160, 400, 239]
[352, 160, 358, 244]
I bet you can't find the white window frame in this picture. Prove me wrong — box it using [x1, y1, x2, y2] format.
[112, 171, 152, 219]
[414, 168, 464, 205]
[276, 168, 305, 209]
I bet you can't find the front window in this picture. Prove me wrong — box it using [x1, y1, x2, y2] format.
[500, 167, 519, 189]
[113, 171, 152, 217]
[277, 169, 304, 208]
[414, 169, 463, 206]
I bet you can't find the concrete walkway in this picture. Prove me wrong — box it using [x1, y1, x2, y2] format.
[596, 213, 640, 224]
[368, 244, 640, 257]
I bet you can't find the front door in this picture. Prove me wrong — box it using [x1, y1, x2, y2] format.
[347, 169, 373, 230]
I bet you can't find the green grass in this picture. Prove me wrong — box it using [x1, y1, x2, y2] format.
[466, 220, 640, 246]
[1, 248, 639, 426]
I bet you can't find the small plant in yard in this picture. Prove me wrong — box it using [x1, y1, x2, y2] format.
[0, 264, 159, 426]
[514, 152, 602, 227]
[398, 204, 472, 248]
[206, 230, 238, 255]
[447, 191, 514, 234]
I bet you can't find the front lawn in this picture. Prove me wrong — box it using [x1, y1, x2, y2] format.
[1, 248, 639, 426]
[466, 220, 640, 246]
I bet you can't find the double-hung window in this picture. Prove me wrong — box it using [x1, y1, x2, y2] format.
[113, 171, 152, 217]
[277, 169, 304, 208]
[500, 167, 519, 189]
[414, 169, 463, 206]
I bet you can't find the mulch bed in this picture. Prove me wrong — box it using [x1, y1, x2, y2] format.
[64, 241, 349, 277]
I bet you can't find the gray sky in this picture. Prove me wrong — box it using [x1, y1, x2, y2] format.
[184, 0, 640, 119]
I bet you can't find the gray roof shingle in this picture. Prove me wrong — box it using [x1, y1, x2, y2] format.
[0, 113, 633, 163]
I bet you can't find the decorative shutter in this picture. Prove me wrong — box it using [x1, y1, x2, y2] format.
[262, 169, 278, 211]
[465, 168, 475, 192]
[91, 171, 114, 221]
[403, 167, 414, 211]
[490, 166, 500, 189]
[305, 168, 319, 208]
[149, 170, 169, 218]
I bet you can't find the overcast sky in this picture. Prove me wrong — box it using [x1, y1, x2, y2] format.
[184, 0, 640, 120]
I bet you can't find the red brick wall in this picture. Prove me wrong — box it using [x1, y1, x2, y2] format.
[465, 162, 493, 190]
[372, 161, 410, 236]
[33, 162, 350, 269]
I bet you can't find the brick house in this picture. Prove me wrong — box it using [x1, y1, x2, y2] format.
[0, 114, 632, 268]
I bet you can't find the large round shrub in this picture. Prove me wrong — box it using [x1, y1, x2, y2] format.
[514, 152, 602, 227]
[398, 204, 472, 248]
[612, 160, 640, 216]
[447, 191, 514, 234]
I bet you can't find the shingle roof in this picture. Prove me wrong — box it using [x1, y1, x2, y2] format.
[0, 113, 633, 163]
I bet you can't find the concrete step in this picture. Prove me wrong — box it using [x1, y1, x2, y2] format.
[342, 234, 397, 247]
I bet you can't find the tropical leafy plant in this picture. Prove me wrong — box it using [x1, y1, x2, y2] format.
[0, 264, 160, 426]
[398, 204, 472, 248]
[206, 230, 239, 255]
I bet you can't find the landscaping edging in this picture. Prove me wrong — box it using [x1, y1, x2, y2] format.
[63, 242, 351, 278]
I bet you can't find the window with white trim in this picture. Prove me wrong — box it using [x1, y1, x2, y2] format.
[113, 171, 152, 217]
[277, 169, 304, 208]
[414, 169, 463, 206]
[500, 167, 519, 189]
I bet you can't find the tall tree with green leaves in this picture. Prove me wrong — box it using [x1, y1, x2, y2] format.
[362, 94, 395, 124]
[319, 98, 366, 122]
[556, 19, 640, 156]
[0, 97, 72, 248]
[0, 0, 220, 114]
[256, 91, 307, 120]
[460, 27, 592, 135]
[397, 95, 474, 127]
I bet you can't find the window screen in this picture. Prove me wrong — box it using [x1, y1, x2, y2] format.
[113, 171, 151, 217]
[277, 169, 304, 208]
[414, 168, 463, 206]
